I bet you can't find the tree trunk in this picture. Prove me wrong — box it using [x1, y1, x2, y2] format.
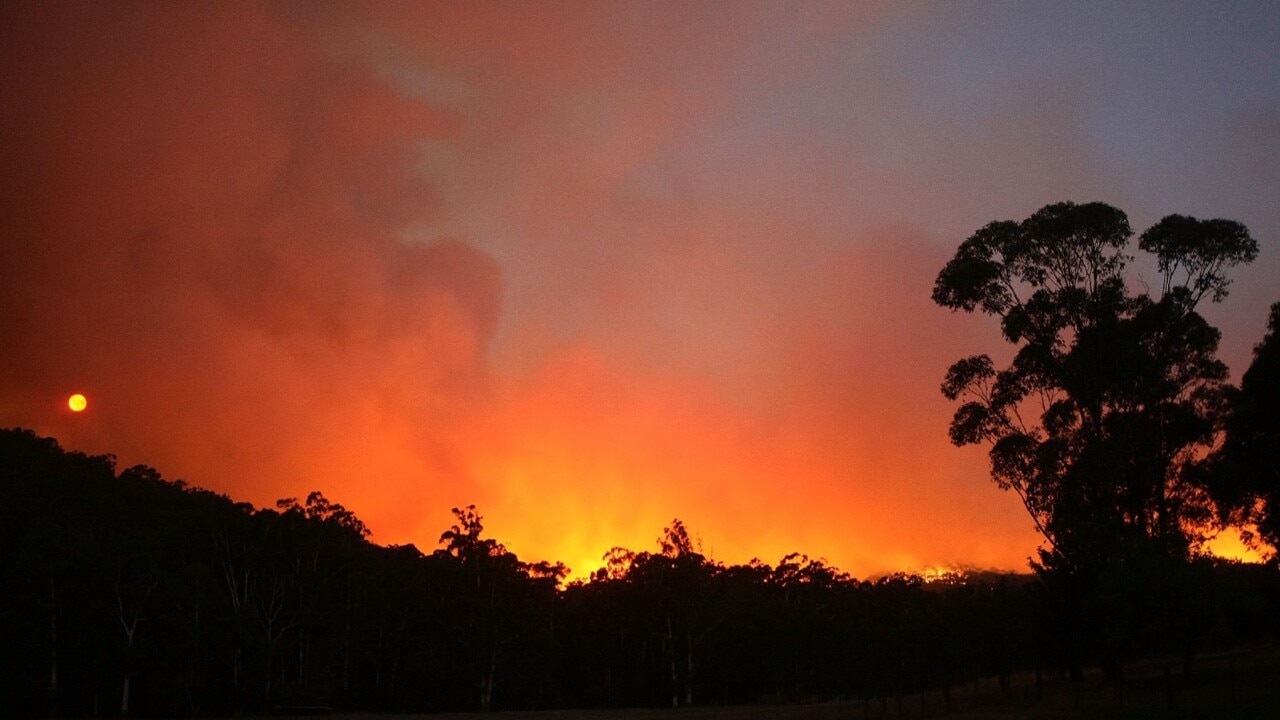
[684, 631, 694, 706]
[342, 618, 351, 697]
[479, 651, 496, 712]
[666, 615, 678, 707]
[48, 580, 58, 719]
[264, 623, 273, 709]
[118, 604, 140, 715]
[342, 586, 353, 697]
[233, 647, 242, 703]
[116, 566, 156, 717]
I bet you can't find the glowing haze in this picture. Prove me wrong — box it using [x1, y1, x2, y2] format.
[2, 2, 1277, 578]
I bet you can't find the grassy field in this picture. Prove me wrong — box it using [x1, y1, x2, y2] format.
[335, 644, 1279, 720]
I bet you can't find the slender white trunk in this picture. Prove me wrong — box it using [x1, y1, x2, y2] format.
[667, 615, 678, 707]
[479, 651, 496, 712]
[685, 631, 694, 706]
[49, 581, 58, 719]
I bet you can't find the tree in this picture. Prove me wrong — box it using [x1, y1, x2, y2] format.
[933, 201, 1257, 574]
[1212, 301, 1280, 555]
[624, 520, 721, 707]
[435, 505, 564, 711]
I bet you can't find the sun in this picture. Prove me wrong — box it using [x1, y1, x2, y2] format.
[68, 393, 88, 412]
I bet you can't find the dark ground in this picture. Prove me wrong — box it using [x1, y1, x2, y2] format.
[333, 644, 1279, 720]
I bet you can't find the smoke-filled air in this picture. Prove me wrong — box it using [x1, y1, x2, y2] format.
[3, 2, 1278, 579]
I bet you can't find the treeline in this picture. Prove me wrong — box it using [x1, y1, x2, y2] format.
[1, 427, 1277, 717]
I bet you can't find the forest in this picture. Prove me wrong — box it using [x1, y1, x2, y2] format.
[0, 427, 1277, 718]
[5, 202, 1280, 717]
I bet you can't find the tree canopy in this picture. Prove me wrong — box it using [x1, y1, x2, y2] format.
[933, 201, 1258, 572]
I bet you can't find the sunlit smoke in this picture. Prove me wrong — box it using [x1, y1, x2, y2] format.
[2, 2, 1276, 579]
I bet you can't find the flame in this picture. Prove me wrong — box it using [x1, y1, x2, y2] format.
[1204, 526, 1271, 564]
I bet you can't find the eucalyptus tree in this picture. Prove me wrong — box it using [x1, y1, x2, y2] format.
[624, 520, 720, 707]
[437, 505, 564, 711]
[933, 201, 1257, 573]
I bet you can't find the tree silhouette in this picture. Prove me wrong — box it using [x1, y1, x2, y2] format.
[933, 201, 1256, 571]
[933, 202, 1258, 678]
[5, 426, 1279, 717]
[435, 505, 563, 711]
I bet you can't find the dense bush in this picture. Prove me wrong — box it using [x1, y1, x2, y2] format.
[2, 427, 1276, 717]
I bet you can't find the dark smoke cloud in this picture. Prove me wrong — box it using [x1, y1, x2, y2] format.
[0, 3, 499, 537]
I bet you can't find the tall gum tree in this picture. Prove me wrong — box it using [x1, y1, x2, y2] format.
[932, 201, 1258, 575]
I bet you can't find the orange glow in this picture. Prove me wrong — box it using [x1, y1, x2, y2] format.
[920, 565, 962, 583]
[67, 393, 87, 412]
[2, 4, 1276, 588]
[1204, 527, 1272, 564]
[459, 342, 1040, 581]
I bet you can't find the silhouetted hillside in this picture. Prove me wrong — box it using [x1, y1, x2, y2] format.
[2, 428, 1277, 717]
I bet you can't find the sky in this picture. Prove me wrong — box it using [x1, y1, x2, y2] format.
[2, 1, 1278, 579]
